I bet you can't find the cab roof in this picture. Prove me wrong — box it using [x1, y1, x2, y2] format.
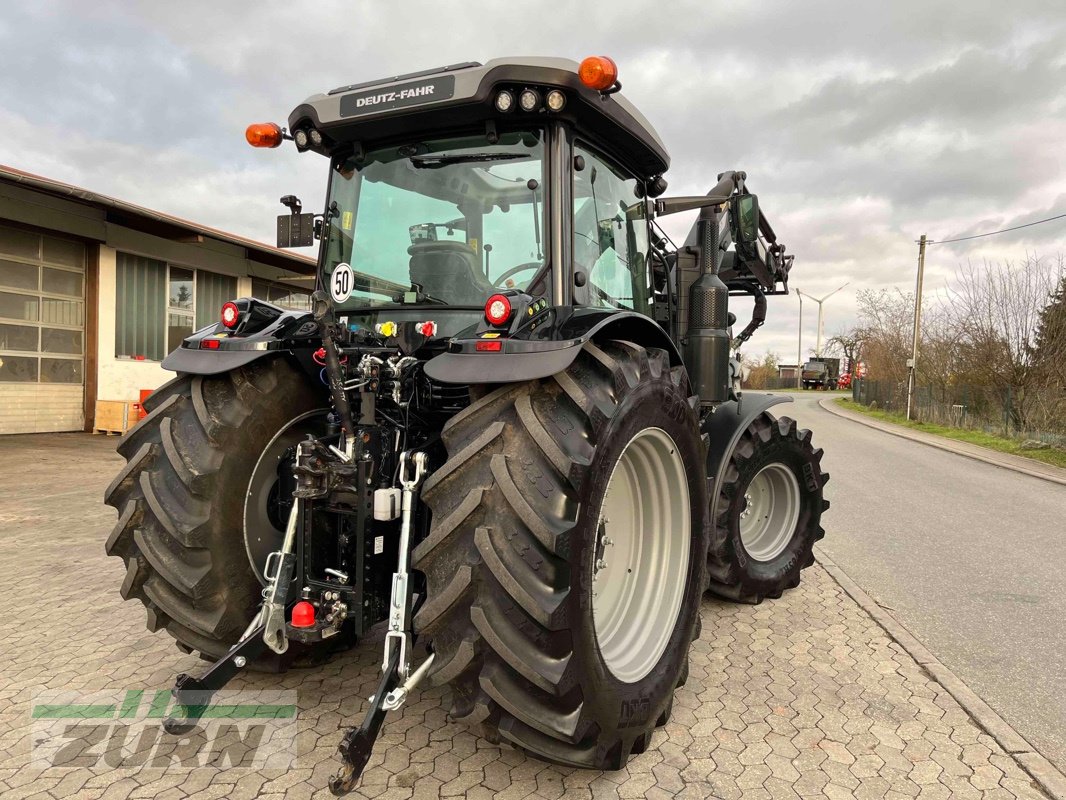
[287, 57, 670, 177]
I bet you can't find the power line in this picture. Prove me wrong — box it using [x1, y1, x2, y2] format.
[928, 212, 1066, 245]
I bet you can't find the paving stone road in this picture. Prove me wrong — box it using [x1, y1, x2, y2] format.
[0, 433, 1053, 799]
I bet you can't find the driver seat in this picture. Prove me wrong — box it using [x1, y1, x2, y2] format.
[408, 241, 494, 305]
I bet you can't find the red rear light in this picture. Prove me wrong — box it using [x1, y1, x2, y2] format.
[221, 301, 240, 328]
[485, 294, 512, 326]
[476, 340, 503, 352]
[200, 339, 221, 350]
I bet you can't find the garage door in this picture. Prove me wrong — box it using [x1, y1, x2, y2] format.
[0, 224, 86, 434]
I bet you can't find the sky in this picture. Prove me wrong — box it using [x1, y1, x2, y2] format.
[2, 1, 1064, 362]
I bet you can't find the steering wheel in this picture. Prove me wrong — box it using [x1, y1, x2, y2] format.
[493, 262, 542, 288]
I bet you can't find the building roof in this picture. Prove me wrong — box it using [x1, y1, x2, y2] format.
[0, 165, 316, 275]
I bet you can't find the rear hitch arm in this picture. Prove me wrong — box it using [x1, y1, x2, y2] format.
[163, 453, 312, 735]
[162, 610, 271, 735]
[329, 450, 433, 795]
[328, 648, 401, 795]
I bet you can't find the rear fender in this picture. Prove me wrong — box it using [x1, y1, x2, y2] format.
[703, 393, 791, 518]
[424, 311, 682, 384]
[161, 303, 318, 376]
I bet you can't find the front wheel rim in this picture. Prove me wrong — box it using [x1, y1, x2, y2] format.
[592, 427, 691, 684]
[738, 463, 801, 562]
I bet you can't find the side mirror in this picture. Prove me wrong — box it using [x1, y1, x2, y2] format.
[733, 194, 760, 245]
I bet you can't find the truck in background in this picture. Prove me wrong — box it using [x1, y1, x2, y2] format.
[801, 357, 841, 390]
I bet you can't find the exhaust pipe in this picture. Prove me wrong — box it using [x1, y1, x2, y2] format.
[684, 204, 731, 405]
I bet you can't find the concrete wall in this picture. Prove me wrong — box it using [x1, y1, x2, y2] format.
[0, 384, 83, 434]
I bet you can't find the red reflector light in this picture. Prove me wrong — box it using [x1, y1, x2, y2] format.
[579, 56, 619, 91]
[245, 122, 283, 148]
[476, 340, 503, 352]
[291, 601, 315, 628]
[484, 294, 512, 326]
[221, 301, 240, 328]
[200, 339, 221, 350]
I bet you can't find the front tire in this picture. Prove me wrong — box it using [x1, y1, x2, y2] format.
[413, 341, 707, 769]
[705, 412, 829, 604]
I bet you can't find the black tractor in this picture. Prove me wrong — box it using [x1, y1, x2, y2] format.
[104, 56, 828, 794]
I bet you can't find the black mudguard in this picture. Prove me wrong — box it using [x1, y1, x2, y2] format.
[160, 301, 317, 376]
[703, 393, 791, 517]
[425, 311, 682, 384]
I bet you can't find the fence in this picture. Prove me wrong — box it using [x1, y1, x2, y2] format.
[851, 379, 1066, 444]
[747, 376, 842, 390]
[761, 377, 803, 390]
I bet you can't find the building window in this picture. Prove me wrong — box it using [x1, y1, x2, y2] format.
[115, 254, 166, 361]
[252, 278, 312, 311]
[115, 252, 237, 361]
[0, 224, 85, 384]
[196, 270, 239, 329]
[167, 266, 194, 354]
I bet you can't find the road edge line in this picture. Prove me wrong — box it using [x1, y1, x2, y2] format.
[815, 550, 1066, 800]
[818, 398, 1066, 487]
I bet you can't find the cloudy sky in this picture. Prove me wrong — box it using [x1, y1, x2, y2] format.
[2, 1, 1064, 361]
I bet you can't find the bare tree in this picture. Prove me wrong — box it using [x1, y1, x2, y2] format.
[944, 253, 1065, 428]
[741, 351, 781, 389]
[945, 254, 1063, 389]
[826, 328, 865, 375]
[854, 288, 914, 384]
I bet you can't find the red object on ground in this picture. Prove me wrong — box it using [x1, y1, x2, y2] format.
[136, 389, 152, 420]
[291, 601, 315, 628]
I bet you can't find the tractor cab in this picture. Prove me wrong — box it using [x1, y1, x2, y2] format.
[255, 58, 672, 341]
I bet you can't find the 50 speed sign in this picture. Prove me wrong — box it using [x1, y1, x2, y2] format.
[330, 263, 354, 303]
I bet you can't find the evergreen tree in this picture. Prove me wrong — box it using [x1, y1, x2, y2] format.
[1031, 274, 1066, 386]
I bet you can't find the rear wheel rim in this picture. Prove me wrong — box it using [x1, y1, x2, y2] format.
[243, 409, 327, 585]
[738, 463, 800, 562]
[592, 427, 691, 684]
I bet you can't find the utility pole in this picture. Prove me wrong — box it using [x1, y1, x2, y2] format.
[905, 234, 928, 421]
[795, 288, 803, 388]
[796, 283, 850, 357]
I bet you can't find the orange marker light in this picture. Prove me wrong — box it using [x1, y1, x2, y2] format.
[245, 122, 283, 148]
[578, 56, 618, 91]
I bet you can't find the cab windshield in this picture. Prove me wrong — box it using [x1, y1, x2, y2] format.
[322, 130, 547, 309]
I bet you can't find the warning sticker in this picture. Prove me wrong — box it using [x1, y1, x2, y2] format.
[374, 536, 384, 555]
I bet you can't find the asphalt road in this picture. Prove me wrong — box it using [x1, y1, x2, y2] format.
[776, 391, 1066, 773]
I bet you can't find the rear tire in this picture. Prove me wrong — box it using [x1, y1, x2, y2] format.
[705, 412, 829, 604]
[103, 358, 319, 661]
[413, 341, 707, 769]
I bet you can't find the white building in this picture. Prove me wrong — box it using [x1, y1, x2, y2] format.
[0, 165, 314, 434]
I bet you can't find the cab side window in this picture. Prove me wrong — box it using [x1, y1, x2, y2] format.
[572, 144, 651, 312]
